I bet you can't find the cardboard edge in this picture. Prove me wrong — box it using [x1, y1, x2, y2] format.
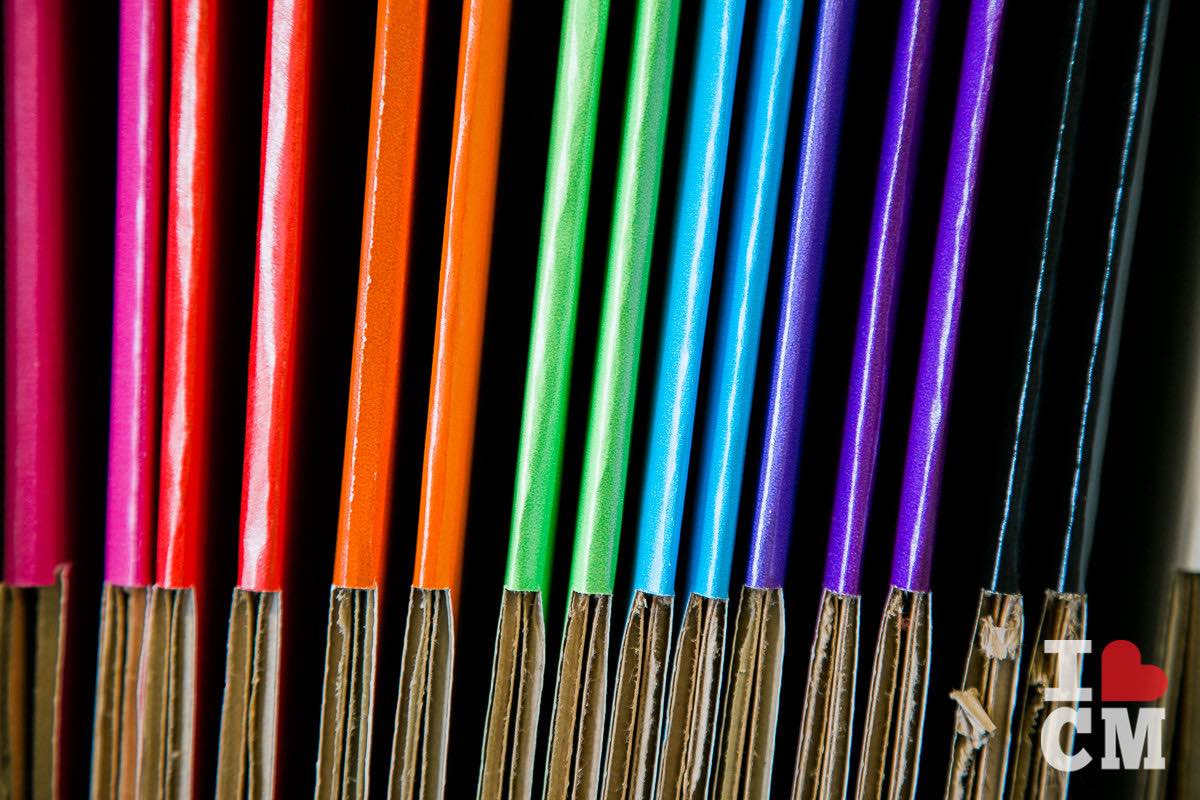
[314, 586, 379, 800]
[477, 589, 545, 800]
[656, 594, 727, 800]
[853, 587, 931, 800]
[0, 569, 69, 799]
[1006, 590, 1086, 800]
[91, 583, 149, 799]
[601, 591, 673, 800]
[543, 591, 611, 800]
[387, 587, 455, 800]
[0, 583, 31, 799]
[713, 586, 785, 800]
[943, 589, 1023, 800]
[792, 589, 859, 800]
[1146, 571, 1200, 798]
[216, 589, 283, 800]
[136, 586, 199, 799]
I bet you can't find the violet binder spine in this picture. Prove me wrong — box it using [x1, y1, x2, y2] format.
[792, 2, 936, 798]
[855, 1, 1006, 798]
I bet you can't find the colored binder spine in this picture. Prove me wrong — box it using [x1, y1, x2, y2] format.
[657, 1, 803, 796]
[713, 2, 857, 798]
[791, 3, 936, 797]
[542, 2, 682, 798]
[387, 1, 512, 798]
[137, 1, 221, 795]
[604, 2, 747, 797]
[476, 3, 609, 799]
[216, 0, 314, 795]
[1009, 1, 1167, 797]
[944, 3, 1092, 798]
[105, 0, 167, 593]
[1, 0, 70, 794]
[855, 1, 1005, 797]
[92, 0, 166, 795]
[315, 1, 428, 797]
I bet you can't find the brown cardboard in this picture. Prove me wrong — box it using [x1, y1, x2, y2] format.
[543, 592, 611, 800]
[137, 586, 198, 799]
[854, 587, 930, 800]
[478, 589, 545, 800]
[91, 583, 149, 799]
[0, 570, 68, 800]
[215, 589, 282, 799]
[387, 587, 454, 800]
[944, 590, 1022, 800]
[1006, 590, 1086, 800]
[1144, 571, 1199, 799]
[0, 584, 27, 799]
[315, 587, 378, 800]
[713, 587, 784, 800]
[601, 591, 673, 800]
[792, 589, 859, 800]
[656, 594, 726, 800]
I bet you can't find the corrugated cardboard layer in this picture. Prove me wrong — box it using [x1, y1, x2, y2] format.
[713, 587, 784, 800]
[137, 586, 198, 799]
[1145, 571, 1198, 799]
[216, 589, 282, 800]
[944, 590, 1022, 800]
[315, 587, 378, 800]
[478, 589, 544, 800]
[854, 587, 930, 800]
[1, 571, 67, 800]
[1007, 590, 1085, 800]
[388, 587, 454, 800]
[543, 592, 611, 800]
[657, 594, 726, 800]
[602, 591, 672, 800]
[792, 589, 859, 800]
[91, 583, 148, 799]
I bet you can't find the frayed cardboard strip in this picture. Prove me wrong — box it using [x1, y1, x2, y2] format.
[0, 568, 68, 799]
[478, 589, 544, 800]
[91, 583, 148, 799]
[792, 589, 859, 800]
[713, 587, 784, 800]
[854, 587, 930, 800]
[215, 589, 282, 800]
[1006, 590, 1085, 800]
[388, 587, 454, 800]
[601, 591, 672, 800]
[657, 593, 726, 800]
[137, 586, 198, 799]
[1144, 571, 1199, 799]
[315, 587, 378, 800]
[543, 592, 610, 800]
[944, 590, 1022, 800]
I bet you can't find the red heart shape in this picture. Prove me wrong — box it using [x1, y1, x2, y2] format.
[1101, 640, 1168, 702]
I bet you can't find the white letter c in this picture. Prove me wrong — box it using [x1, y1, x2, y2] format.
[1041, 707, 1092, 772]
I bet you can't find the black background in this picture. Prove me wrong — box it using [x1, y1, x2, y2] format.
[9, 0, 1200, 796]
